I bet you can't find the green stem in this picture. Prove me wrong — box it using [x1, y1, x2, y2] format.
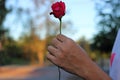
[58, 18, 62, 80]
[59, 18, 62, 34]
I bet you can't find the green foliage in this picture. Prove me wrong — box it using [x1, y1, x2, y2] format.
[0, 0, 72, 65]
[0, 0, 38, 65]
[0, 50, 11, 65]
[0, 37, 30, 65]
[0, 0, 7, 25]
[91, 0, 120, 53]
[0, 0, 8, 40]
[5, 41, 23, 58]
[21, 34, 48, 65]
[77, 37, 91, 54]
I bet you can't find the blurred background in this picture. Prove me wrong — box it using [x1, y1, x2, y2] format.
[0, 0, 120, 80]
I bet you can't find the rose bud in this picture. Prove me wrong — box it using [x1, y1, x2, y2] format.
[50, 1, 66, 19]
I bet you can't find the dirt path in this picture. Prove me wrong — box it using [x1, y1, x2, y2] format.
[0, 65, 81, 80]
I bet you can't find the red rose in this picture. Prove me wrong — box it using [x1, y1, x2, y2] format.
[50, 1, 66, 19]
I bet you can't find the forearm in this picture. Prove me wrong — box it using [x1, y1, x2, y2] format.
[76, 61, 112, 80]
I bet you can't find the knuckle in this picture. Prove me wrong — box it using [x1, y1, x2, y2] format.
[51, 38, 56, 43]
[54, 49, 58, 54]
[47, 46, 53, 52]
[47, 46, 51, 50]
[61, 43, 70, 52]
[46, 54, 52, 61]
[68, 38, 74, 44]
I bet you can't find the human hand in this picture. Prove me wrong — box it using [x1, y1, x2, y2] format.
[47, 34, 92, 77]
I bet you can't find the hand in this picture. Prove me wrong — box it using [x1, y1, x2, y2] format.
[47, 34, 92, 77]
[47, 34, 112, 80]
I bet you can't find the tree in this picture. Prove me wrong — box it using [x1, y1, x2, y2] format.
[4, 0, 73, 65]
[0, 0, 8, 41]
[3, 0, 57, 65]
[77, 37, 91, 54]
[91, 0, 120, 53]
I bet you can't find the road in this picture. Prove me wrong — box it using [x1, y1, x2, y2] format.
[0, 65, 82, 80]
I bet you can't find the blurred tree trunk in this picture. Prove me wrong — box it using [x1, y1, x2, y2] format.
[0, 0, 8, 44]
[37, 40, 46, 66]
[22, 35, 47, 66]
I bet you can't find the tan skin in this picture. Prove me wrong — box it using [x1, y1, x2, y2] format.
[47, 34, 112, 80]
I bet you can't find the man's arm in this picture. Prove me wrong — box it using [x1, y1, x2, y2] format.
[47, 34, 111, 80]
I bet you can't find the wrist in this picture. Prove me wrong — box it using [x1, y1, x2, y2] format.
[84, 62, 111, 80]
[76, 60, 111, 80]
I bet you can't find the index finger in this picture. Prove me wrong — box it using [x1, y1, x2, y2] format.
[56, 34, 68, 42]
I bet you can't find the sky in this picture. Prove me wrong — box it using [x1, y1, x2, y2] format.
[62, 0, 97, 40]
[4, 0, 97, 41]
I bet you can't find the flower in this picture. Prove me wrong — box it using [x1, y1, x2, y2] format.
[50, 1, 66, 19]
[50, 1, 66, 34]
[50, 1, 66, 80]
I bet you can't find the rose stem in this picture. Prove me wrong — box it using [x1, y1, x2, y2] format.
[58, 18, 62, 80]
[58, 67, 61, 80]
[60, 18, 62, 34]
